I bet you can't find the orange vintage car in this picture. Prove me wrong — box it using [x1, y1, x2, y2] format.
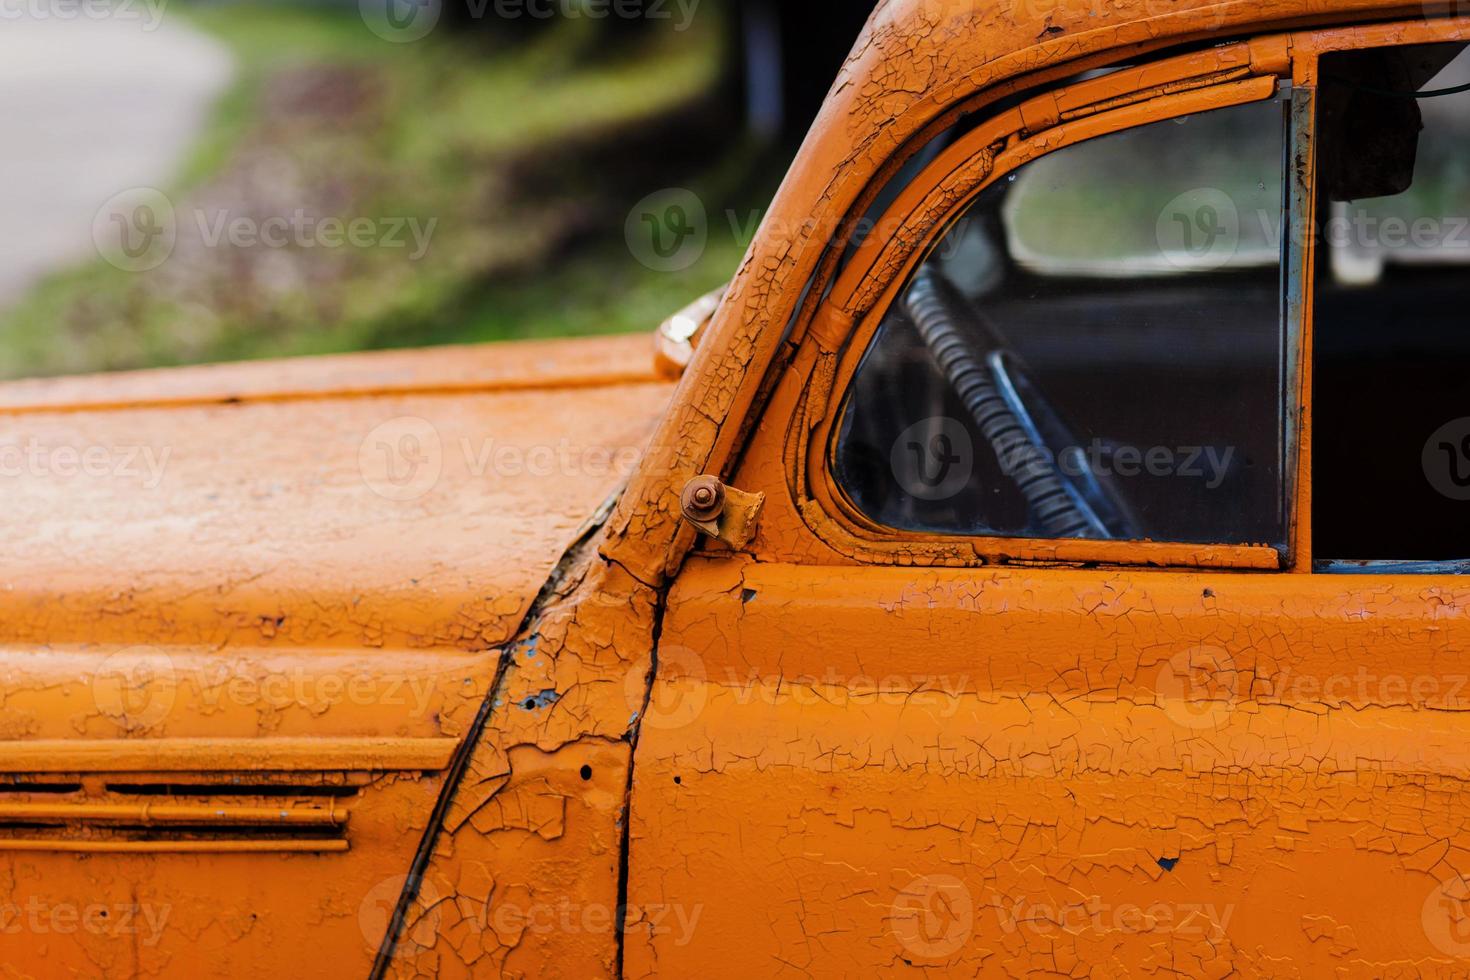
[3, 0, 1470, 976]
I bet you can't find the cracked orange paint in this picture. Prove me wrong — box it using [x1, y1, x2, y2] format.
[0, 334, 672, 976]
[2, 1, 1467, 976]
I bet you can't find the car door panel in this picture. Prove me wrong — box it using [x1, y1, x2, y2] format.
[627, 558, 1470, 975]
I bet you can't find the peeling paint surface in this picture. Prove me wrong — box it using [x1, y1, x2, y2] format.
[383, 555, 657, 979]
[626, 560, 1470, 976]
[0, 0, 1466, 976]
[0, 334, 670, 975]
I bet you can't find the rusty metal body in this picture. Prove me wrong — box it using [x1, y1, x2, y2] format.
[2, 1, 1468, 976]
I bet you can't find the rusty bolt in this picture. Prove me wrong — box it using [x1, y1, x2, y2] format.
[681, 475, 726, 523]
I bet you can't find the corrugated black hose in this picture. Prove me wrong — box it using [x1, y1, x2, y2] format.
[904, 265, 1095, 538]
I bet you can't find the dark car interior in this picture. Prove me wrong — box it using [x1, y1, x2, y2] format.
[1313, 42, 1470, 564]
[835, 100, 1287, 548]
[834, 43, 1469, 566]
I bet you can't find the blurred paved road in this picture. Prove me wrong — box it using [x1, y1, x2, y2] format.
[0, 5, 232, 304]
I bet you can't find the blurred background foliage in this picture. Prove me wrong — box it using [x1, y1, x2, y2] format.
[0, 0, 876, 378]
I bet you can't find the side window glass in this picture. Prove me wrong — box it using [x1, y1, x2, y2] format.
[1313, 41, 1470, 567]
[833, 99, 1288, 547]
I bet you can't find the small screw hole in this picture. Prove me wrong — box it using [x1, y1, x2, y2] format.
[579, 765, 592, 781]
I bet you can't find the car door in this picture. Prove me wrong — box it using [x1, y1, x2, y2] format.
[625, 21, 1470, 977]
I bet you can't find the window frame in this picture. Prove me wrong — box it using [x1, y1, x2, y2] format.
[789, 38, 1301, 571]
[1288, 17, 1470, 575]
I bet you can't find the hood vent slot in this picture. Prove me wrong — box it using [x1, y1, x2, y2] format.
[104, 782, 359, 798]
[0, 780, 356, 853]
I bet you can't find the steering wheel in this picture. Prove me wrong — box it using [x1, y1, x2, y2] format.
[985, 349, 1139, 539]
[904, 264, 1140, 540]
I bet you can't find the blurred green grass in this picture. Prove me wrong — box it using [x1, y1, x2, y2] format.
[0, 2, 754, 378]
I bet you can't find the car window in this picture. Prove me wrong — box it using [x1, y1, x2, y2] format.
[1313, 41, 1470, 568]
[832, 99, 1289, 547]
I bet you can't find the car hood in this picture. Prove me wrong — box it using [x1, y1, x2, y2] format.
[0, 334, 674, 742]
